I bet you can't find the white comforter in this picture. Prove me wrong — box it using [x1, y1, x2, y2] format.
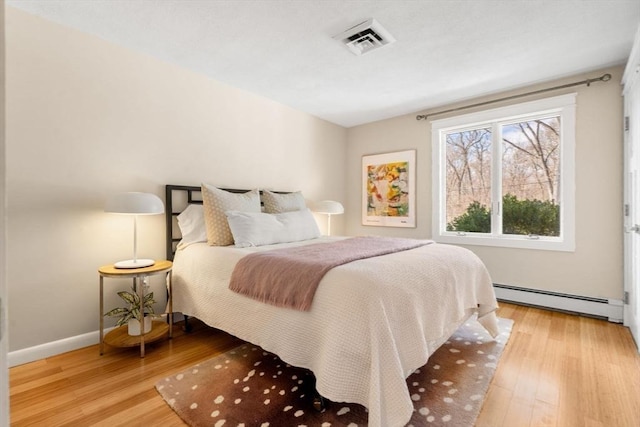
[171, 237, 499, 427]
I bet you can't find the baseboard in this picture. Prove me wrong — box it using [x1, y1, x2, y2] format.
[8, 314, 180, 367]
[8, 327, 112, 368]
[494, 283, 624, 323]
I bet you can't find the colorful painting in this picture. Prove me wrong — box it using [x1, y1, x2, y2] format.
[362, 150, 416, 227]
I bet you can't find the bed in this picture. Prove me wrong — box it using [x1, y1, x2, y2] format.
[165, 184, 499, 427]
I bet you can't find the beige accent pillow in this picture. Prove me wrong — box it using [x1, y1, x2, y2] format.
[262, 190, 306, 213]
[201, 184, 261, 246]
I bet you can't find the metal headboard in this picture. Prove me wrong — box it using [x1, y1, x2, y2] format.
[165, 185, 288, 260]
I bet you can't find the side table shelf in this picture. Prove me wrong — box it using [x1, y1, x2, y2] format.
[99, 260, 173, 358]
[104, 321, 169, 348]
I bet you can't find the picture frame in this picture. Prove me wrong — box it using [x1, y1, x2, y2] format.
[362, 149, 416, 227]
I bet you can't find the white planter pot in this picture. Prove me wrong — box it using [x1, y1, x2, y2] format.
[127, 317, 152, 336]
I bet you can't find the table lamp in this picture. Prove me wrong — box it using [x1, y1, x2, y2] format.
[312, 200, 344, 236]
[105, 192, 164, 268]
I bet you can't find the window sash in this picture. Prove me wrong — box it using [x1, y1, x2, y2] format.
[444, 126, 493, 233]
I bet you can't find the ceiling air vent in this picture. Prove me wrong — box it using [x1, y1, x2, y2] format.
[333, 19, 396, 56]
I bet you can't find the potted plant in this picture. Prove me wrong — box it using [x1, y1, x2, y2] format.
[104, 287, 156, 336]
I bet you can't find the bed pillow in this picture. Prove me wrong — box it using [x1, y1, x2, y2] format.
[201, 184, 261, 246]
[225, 209, 321, 247]
[262, 190, 306, 213]
[176, 204, 207, 249]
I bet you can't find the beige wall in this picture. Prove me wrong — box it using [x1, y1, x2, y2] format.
[1, 0, 9, 422]
[347, 66, 624, 300]
[6, 8, 347, 352]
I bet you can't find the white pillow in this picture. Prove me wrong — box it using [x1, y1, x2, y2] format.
[262, 190, 306, 213]
[201, 184, 261, 246]
[225, 209, 321, 248]
[176, 204, 207, 249]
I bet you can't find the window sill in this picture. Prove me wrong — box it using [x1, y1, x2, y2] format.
[434, 233, 575, 252]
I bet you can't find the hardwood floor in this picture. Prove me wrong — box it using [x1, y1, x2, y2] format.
[9, 302, 640, 426]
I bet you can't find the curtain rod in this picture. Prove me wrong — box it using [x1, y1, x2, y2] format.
[415, 73, 612, 121]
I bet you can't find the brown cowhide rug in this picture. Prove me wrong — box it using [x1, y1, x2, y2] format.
[156, 317, 512, 426]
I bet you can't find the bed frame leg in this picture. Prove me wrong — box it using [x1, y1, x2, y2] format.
[183, 315, 192, 333]
[309, 375, 326, 412]
[313, 395, 326, 412]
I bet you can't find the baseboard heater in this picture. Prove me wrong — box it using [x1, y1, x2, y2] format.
[493, 283, 623, 323]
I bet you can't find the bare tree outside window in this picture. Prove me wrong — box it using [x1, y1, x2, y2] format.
[502, 117, 560, 202]
[445, 128, 492, 231]
[445, 116, 561, 236]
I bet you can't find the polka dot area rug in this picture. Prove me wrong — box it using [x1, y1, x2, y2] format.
[155, 317, 513, 426]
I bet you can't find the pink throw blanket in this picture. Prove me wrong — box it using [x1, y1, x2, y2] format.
[228, 237, 433, 311]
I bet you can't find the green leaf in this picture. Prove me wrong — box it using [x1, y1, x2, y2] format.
[143, 292, 155, 304]
[107, 287, 158, 324]
[117, 291, 137, 305]
[117, 312, 133, 327]
[104, 307, 128, 317]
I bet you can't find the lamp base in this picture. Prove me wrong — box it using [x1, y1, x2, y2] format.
[114, 259, 155, 269]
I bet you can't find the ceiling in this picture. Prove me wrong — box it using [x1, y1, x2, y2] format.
[8, 0, 640, 128]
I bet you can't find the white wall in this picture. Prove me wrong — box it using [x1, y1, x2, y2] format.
[347, 66, 625, 300]
[6, 7, 347, 354]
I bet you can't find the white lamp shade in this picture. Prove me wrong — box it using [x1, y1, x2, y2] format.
[312, 200, 344, 215]
[105, 192, 164, 215]
[105, 192, 164, 268]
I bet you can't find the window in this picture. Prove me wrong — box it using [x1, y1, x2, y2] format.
[431, 94, 576, 251]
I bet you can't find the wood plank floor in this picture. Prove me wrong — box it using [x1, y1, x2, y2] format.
[9, 302, 640, 426]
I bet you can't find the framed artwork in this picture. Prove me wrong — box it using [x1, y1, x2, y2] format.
[362, 149, 416, 227]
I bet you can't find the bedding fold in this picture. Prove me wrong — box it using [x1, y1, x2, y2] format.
[229, 236, 433, 310]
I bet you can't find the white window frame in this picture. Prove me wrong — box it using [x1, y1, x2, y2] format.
[431, 93, 576, 252]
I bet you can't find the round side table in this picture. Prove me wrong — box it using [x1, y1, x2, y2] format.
[98, 260, 173, 358]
